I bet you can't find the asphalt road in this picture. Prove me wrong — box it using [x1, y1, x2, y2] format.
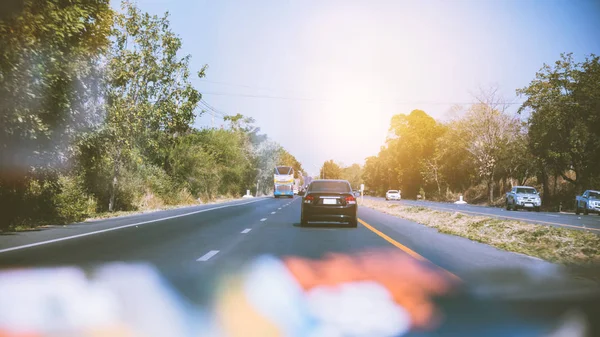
[1, 198, 598, 335]
[366, 196, 600, 233]
[0, 195, 557, 288]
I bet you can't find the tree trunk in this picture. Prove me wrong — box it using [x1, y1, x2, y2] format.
[539, 164, 550, 205]
[488, 180, 494, 204]
[108, 151, 121, 212]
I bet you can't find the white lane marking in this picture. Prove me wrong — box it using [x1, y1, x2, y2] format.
[278, 208, 282, 210]
[271, 212, 276, 214]
[0, 198, 270, 254]
[241, 228, 252, 234]
[546, 214, 560, 217]
[197, 250, 219, 261]
[260, 218, 267, 222]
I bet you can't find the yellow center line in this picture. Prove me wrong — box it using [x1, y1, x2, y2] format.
[358, 218, 461, 281]
[412, 205, 600, 232]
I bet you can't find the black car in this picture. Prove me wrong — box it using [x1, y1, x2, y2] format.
[300, 179, 358, 227]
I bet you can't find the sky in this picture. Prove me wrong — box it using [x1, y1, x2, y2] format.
[116, 0, 600, 176]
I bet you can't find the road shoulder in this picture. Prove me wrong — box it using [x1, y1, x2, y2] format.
[0, 197, 269, 252]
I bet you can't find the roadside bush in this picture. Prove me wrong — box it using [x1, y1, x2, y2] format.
[54, 175, 97, 223]
[3, 176, 62, 229]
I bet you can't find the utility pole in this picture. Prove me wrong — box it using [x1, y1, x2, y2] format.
[211, 111, 214, 128]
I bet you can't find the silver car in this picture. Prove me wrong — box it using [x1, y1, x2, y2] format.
[506, 186, 541, 212]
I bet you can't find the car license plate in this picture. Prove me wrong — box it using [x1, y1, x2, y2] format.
[323, 198, 337, 205]
[524, 203, 534, 207]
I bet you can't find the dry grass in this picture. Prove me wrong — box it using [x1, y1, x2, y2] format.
[85, 195, 239, 221]
[360, 199, 600, 265]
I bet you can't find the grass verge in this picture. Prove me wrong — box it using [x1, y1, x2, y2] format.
[359, 199, 600, 265]
[2, 196, 242, 233]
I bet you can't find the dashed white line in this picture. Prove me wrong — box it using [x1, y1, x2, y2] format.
[271, 211, 276, 214]
[241, 228, 251, 234]
[260, 218, 267, 222]
[197, 250, 219, 261]
[545, 214, 560, 217]
[278, 208, 282, 210]
[0, 198, 270, 254]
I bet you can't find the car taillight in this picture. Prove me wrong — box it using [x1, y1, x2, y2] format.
[345, 195, 356, 205]
[304, 195, 314, 203]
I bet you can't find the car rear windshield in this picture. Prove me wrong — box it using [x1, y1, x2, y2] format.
[309, 181, 351, 193]
[388, 190, 399, 194]
[516, 188, 537, 194]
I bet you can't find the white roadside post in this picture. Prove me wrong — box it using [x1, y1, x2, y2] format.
[243, 189, 254, 199]
[360, 183, 364, 203]
[454, 195, 467, 205]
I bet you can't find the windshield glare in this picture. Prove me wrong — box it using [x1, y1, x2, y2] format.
[2, 1, 600, 335]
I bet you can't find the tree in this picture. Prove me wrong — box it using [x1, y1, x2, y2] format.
[385, 110, 443, 198]
[278, 149, 303, 177]
[341, 163, 363, 189]
[435, 121, 475, 194]
[518, 53, 600, 193]
[104, 0, 203, 211]
[320, 160, 343, 179]
[253, 140, 282, 195]
[460, 87, 520, 203]
[0, 0, 112, 228]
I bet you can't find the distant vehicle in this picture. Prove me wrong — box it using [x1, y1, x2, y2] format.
[301, 179, 358, 227]
[352, 190, 361, 197]
[506, 186, 541, 212]
[575, 190, 600, 215]
[385, 190, 401, 201]
[293, 186, 299, 195]
[274, 166, 294, 198]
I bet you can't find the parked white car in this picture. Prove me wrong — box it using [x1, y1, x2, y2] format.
[385, 190, 401, 200]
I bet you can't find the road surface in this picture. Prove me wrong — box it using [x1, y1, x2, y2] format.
[366, 197, 600, 233]
[0, 196, 565, 301]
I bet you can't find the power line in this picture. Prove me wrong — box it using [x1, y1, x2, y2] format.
[200, 99, 227, 117]
[197, 98, 230, 128]
[201, 91, 524, 105]
[192, 78, 273, 91]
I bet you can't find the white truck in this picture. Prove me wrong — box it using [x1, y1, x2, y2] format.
[505, 186, 541, 212]
[575, 190, 600, 215]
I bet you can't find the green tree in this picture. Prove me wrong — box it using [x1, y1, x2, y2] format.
[386, 110, 443, 199]
[278, 149, 304, 177]
[341, 163, 363, 189]
[104, 0, 203, 211]
[434, 121, 475, 195]
[518, 53, 600, 193]
[0, 0, 112, 228]
[320, 160, 343, 179]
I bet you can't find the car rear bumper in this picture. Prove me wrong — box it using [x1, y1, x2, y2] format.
[302, 204, 357, 223]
